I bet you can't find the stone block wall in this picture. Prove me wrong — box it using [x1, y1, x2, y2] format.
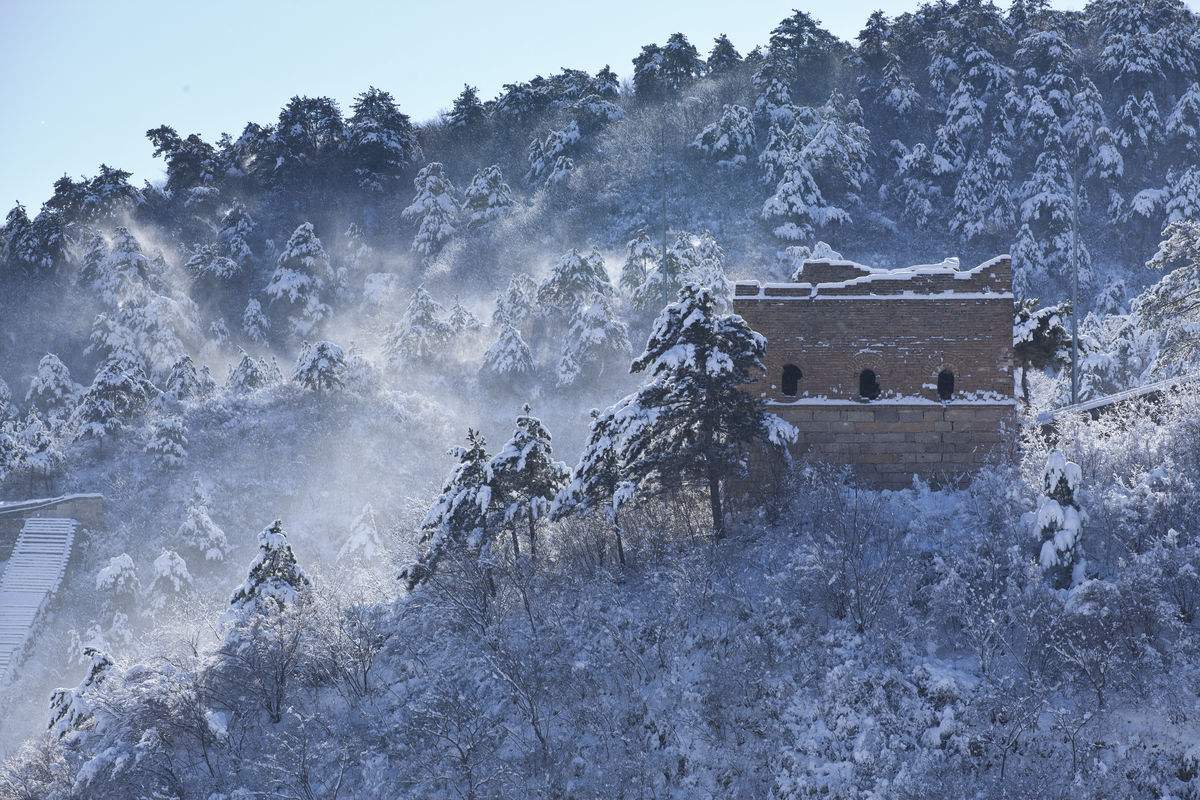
[775, 403, 1017, 489]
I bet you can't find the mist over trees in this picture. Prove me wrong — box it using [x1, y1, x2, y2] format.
[2, 1, 1200, 798]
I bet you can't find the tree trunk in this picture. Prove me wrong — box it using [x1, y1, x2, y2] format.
[708, 468, 724, 540]
[1020, 366, 1031, 407]
[509, 526, 520, 560]
[612, 516, 626, 568]
[526, 502, 537, 561]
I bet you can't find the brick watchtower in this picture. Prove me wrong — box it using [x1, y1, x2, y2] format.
[734, 255, 1016, 489]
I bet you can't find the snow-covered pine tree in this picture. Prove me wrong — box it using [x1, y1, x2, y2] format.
[95, 553, 140, 618]
[402, 162, 459, 257]
[445, 84, 486, 129]
[176, 483, 230, 563]
[1165, 166, 1200, 223]
[265, 222, 333, 339]
[1136, 220, 1200, 369]
[620, 230, 657, 295]
[226, 351, 271, 394]
[292, 340, 347, 392]
[70, 358, 154, 446]
[216, 201, 259, 268]
[25, 353, 80, 419]
[1166, 83, 1200, 166]
[383, 286, 451, 367]
[163, 354, 213, 403]
[706, 34, 741, 75]
[1018, 129, 1091, 286]
[951, 144, 1014, 246]
[228, 519, 311, 621]
[145, 414, 187, 467]
[461, 165, 516, 228]
[337, 502, 386, 564]
[487, 405, 569, 560]
[762, 156, 849, 242]
[48, 647, 114, 741]
[401, 429, 492, 590]
[242, 297, 271, 344]
[83, 227, 150, 307]
[18, 414, 65, 491]
[621, 283, 796, 539]
[535, 247, 615, 315]
[556, 301, 633, 390]
[492, 272, 538, 329]
[447, 298, 483, 359]
[479, 323, 534, 391]
[691, 105, 756, 168]
[146, 549, 193, 613]
[552, 405, 632, 566]
[0, 379, 13, 423]
[633, 232, 697, 313]
[1036, 450, 1084, 589]
[1013, 298, 1072, 406]
[347, 85, 421, 193]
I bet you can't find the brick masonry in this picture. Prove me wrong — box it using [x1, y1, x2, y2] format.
[734, 256, 1017, 488]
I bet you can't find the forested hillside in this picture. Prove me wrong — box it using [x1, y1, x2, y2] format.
[2, 1, 1200, 798]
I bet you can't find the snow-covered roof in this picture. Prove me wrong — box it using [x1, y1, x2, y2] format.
[0, 493, 103, 515]
[735, 254, 1013, 301]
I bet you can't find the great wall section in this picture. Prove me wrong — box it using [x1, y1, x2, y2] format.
[0, 494, 103, 683]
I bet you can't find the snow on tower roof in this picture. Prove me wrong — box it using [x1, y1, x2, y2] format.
[734, 254, 1013, 301]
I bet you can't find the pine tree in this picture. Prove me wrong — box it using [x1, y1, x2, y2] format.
[634, 232, 696, 313]
[446, 84, 486, 129]
[660, 32, 704, 91]
[706, 34, 741, 75]
[1136, 220, 1200, 369]
[401, 429, 491, 590]
[292, 340, 347, 392]
[692, 105, 756, 167]
[226, 351, 272, 394]
[1036, 451, 1084, 590]
[265, 222, 333, 339]
[19, 414, 65, 490]
[552, 405, 631, 566]
[228, 520, 311, 620]
[621, 283, 796, 539]
[620, 230, 657, 295]
[762, 157, 849, 242]
[146, 549, 193, 613]
[535, 248, 614, 314]
[83, 227, 150, 307]
[216, 201, 259, 267]
[461, 164, 515, 228]
[479, 323, 534, 390]
[951, 144, 1014, 245]
[402, 163, 459, 256]
[145, 414, 187, 467]
[242, 298, 271, 344]
[383, 287, 450, 366]
[555, 301, 632, 389]
[48, 647, 114, 740]
[1166, 83, 1200, 166]
[347, 86, 421, 192]
[163, 354, 213, 402]
[1013, 298, 1072, 405]
[492, 272, 538, 329]
[176, 483, 230, 562]
[1018, 131, 1091, 285]
[337, 503, 386, 564]
[1165, 166, 1200, 223]
[95, 553, 140, 618]
[71, 358, 154, 445]
[487, 405, 569, 559]
[25, 353, 80, 418]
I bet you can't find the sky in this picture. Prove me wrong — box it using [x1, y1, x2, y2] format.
[0, 0, 1104, 212]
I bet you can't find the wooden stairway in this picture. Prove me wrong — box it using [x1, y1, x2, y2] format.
[0, 517, 78, 680]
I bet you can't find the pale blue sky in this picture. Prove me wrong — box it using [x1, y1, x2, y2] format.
[1, 0, 1098, 211]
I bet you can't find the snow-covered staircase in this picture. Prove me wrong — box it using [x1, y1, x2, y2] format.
[0, 517, 78, 680]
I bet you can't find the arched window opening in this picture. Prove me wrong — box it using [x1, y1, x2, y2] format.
[858, 369, 880, 400]
[937, 369, 955, 401]
[781, 364, 802, 397]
